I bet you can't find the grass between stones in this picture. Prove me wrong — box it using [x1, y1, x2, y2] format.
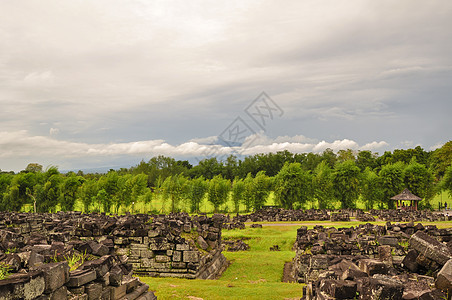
[141, 225, 301, 300]
[140, 220, 452, 299]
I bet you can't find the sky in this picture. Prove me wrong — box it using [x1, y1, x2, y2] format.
[1, 0, 451, 172]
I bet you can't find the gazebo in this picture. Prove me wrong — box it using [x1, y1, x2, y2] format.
[391, 188, 422, 211]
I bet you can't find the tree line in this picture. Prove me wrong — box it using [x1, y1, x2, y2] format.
[0, 141, 451, 213]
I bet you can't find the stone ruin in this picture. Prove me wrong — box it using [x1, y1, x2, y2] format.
[0, 211, 231, 299]
[0, 254, 155, 300]
[222, 208, 449, 226]
[231, 208, 331, 223]
[291, 221, 452, 299]
[369, 209, 451, 223]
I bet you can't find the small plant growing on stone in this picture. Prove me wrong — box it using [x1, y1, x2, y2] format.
[399, 240, 410, 252]
[5, 247, 17, 254]
[0, 262, 11, 280]
[64, 250, 88, 271]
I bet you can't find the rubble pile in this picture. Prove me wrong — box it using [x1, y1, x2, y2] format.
[0, 211, 229, 282]
[370, 209, 450, 222]
[292, 222, 452, 299]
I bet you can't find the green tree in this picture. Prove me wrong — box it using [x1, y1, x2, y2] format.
[379, 162, 405, 208]
[80, 179, 98, 213]
[114, 174, 133, 213]
[1, 185, 20, 211]
[207, 175, 230, 213]
[313, 161, 335, 209]
[337, 149, 356, 163]
[139, 189, 153, 213]
[188, 176, 207, 213]
[0, 173, 13, 197]
[332, 160, 361, 209]
[442, 164, 452, 197]
[274, 162, 312, 209]
[430, 141, 452, 179]
[130, 174, 148, 205]
[403, 159, 435, 208]
[37, 167, 61, 213]
[252, 171, 271, 211]
[232, 177, 245, 213]
[361, 168, 383, 210]
[356, 150, 377, 171]
[95, 189, 109, 213]
[60, 174, 85, 211]
[162, 174, 188, 213]
[25, 163, 43, 173]
[242, 173, 255, 212]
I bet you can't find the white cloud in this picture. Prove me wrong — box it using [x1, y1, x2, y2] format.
[0, 1, 450, 170]
[359, 141, 389, 151]
[0, 131, 389, 167]
[430, 142, 444, 151]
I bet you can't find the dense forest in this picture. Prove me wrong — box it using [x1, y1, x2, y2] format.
[1, 141, 452, 213]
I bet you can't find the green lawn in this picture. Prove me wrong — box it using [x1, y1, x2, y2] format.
[141, 225, 302, 300]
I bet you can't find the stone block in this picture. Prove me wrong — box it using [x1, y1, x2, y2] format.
[148, 230, 159, 238]
[113, 237, 129, 245]
[176, 243, 190, 251]
[101, 287, 112, 300]
[435, 258, 452, 293]
[140, 258, 152, 268]
[67, 269, 97, 287]
[109, 265, 123, 287]
[183, 251, 200, 263]
[81, 255, 115, 279]
[378, 245, 393, 265]
[69, 286, 85, 295]
[172, 251, 180, 262]
[155, 255, 171, 263]
[121, 276, 139, 293]
[140, 250, 154, 258]
[122, 283, 149, 300]
[149, 238, 172, 251]
[410, 231, 452, 265]
[0, 271, 45, 300]
[115, 248, 129, 256]
[197, 236, 209, 250]
[39, 261, 70, 293]
[359, 259, 389, 276]
[86, 282, 102, 300]
[172, 262, 187, 269]
[378, 236, 399, 247]
[341, 267, 368, 281]
[100, 271, 110, 287]
[358, 275, 403, 300]
[402, 249, 419, 273]
[49, 285, 67, 300]
[110, 284, 127, 300]
[319, 279, 357, 299]
[310, 255, 328, 270]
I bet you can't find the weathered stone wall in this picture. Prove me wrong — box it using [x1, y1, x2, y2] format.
[370, 209, 450, 222]
[0, 212, 229, 281]
[227, 208, 449, 224]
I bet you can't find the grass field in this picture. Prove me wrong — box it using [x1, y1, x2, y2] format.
[141, 224, 301, 300]
[140, 220, 452, 300]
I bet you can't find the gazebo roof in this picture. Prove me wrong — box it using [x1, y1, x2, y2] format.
[390, 188, 422, 201]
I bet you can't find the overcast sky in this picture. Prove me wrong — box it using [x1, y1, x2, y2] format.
[1, 0, 451, 172]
